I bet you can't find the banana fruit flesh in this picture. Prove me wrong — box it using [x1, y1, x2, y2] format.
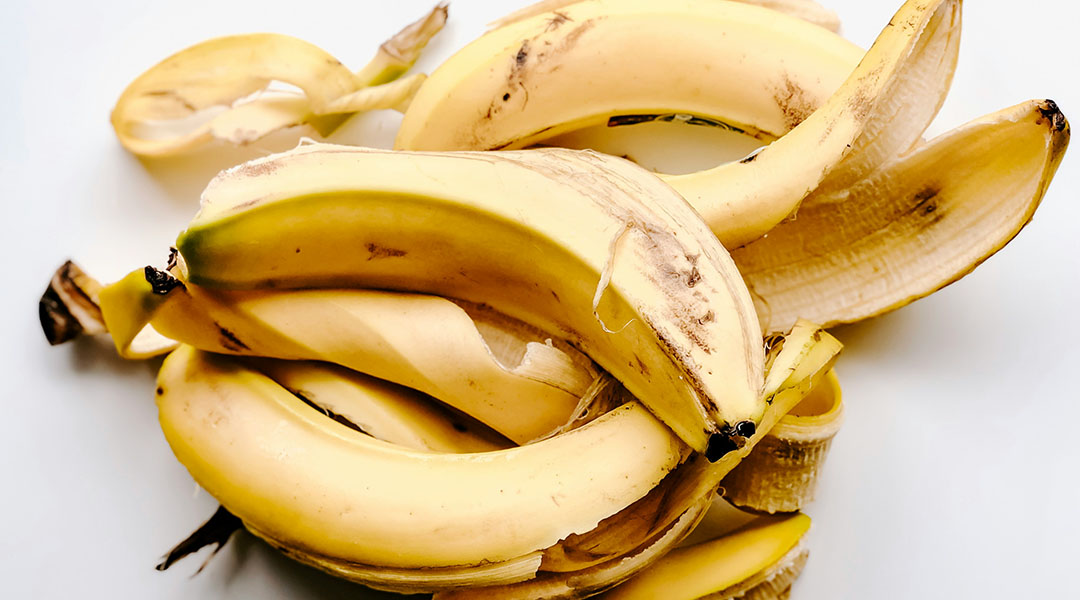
[169, 143, 764, 457]
[734, 99, 1071, 333]
[396, 0, 961, 248]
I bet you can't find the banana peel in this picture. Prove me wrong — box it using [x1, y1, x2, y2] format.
[111, 4, 446, 156]
[734, 99, 1070, 333]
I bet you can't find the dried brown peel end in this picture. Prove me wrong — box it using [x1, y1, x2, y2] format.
[363, 2, 449, 84]
[39, 260, 106, 345]
[723, 371, 843, 514]
[155, 505, 242, 574]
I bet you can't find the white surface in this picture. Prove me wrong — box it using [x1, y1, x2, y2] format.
[3, 0, 1078, 598]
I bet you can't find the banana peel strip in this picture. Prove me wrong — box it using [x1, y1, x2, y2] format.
[111, 5, 446, 156]
[735, 99, 1071, 333]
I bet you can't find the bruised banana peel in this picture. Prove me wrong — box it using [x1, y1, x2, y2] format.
[111, 4, 446, 156]
[167, 143, 764, 457]
[735, 99, 1070, 333]
[397, 0, 961, 247]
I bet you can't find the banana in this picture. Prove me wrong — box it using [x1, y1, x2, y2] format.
[396, 0, 961, 248]
[733, 99, 1071, 333]
[111, 4, 446, 156]
[600, 512, 811, 600]
[157, 344, 688, 573]
[247, 358, 514, 453]
[163, 143, 764, 457]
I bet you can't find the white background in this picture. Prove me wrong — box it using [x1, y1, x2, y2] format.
[3, 1, 1078, 598]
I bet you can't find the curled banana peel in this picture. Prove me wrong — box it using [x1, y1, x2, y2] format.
[110, 4, 446, 156]
[397, 0, 960, 248]
[398, 0, 862, 152]
[164, 143, 764, 457]
[488, 0, 842, 33]
[158, 345, 687, 579]
[723, 370, 843, 513]
[734, 99, 1071, 333]
[424, 322, 840, 598]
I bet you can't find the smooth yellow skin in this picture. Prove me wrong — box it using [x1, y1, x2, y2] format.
[157, 346, 686, 569]
[601, 514, 811, 599]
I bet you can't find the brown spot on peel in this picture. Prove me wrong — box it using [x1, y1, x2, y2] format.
[366, 243, 407, 260]
[773, 74, 816, 129]
[214, 323, 249, 352]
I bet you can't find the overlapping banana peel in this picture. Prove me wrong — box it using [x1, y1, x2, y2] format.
[110, 4, 446, 156]
[396, 0, 1069, 334]
[38, 263, 842, 598]
[38, 144, 843, 598]
[141, 318, 838, 597]
[397, 0, 961, 248]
